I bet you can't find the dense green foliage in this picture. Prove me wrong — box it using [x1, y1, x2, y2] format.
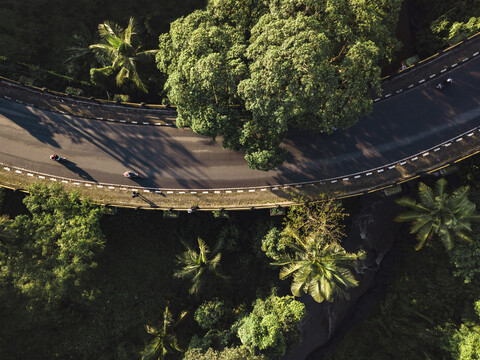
[0, 0, 206, 99]
[157, 0, 402, 170]
[0, 188, 288, 359]
[328, 238, 480, 360]
[0, 184, 106, 306]
[264, 200, 364, 303]
[449, 222, 480, 283]
[330, 158, 480, 359]
[395, 179, 480, 251]
[194, 299, 227, 330]
[183, 346, 264, 360]
[412, 0, 480, 57]
[448, 300, 480, 359]
[89, 17, 158, 93]
[237, 294, 306, 359]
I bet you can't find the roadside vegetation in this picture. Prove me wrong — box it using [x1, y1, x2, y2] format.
[1, 0, 479, 169]
[0, 184, 359, 359]
[3, 156, 480, 359]
[411, 0, 480, 57]
[1, 0, 480, 358]
[329, 157, 480, 359]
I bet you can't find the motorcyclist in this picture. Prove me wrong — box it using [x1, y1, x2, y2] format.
[50, 154, 60, 161]
[436, 77, 453, 90]
[124, 171, 139, 178]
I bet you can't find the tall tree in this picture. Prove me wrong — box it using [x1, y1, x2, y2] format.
[142, 306, 187, 360]
[237, 294, 306, 359]
[448, 299, 480, 360]
[90, 17, 157, 93]
[273, 226, 365, 303]
[395, 179, 480, 251]
[157, 0, 402, 170]
[0, 184, 106, 306]
[174, 237, 224, 295]
[284, 197, 348, 241]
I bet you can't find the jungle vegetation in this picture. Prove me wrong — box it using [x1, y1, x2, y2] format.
[0, 183, 366, 359]
[1, 0, 479, 169]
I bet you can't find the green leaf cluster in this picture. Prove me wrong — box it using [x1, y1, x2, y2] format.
[89, 17, 158, 93]
[328, 237, 476, 360]
[448, 300, 480, 360]
[183, 346, 264, 360]
[0, 183, 106, 306]
[237, 294, 306, 359]
[157, 0, 402, 170]
[195, 299, 227, 330]
[263, 199, 364, 303]
[413, 0, 480, 56]
[450, 225, 480, 283]
[395, 178, 480, 251]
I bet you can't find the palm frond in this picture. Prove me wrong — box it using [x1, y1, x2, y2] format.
[433, 178, 447, 197]
[396, 196, 419, 209]
[124, 17, 136, 44]
[279, 262, 302, 280]
[414, 222, 433, 250]
[438, 229, 454, 250]
[394, 211, 420, 223]
[410, 215, 433, 233]
[115, 66, 129, 87]
[418, 182, 436, 208]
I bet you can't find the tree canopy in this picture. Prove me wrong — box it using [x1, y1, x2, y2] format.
[273, 227, 365, 303]
[395, 179, 480, 251]
[237, 294, 305, 359]
[174, 237, 224, 295]
[0, 184, 106, 306]
[157, 0, 402, 170]
[90, 17, 158, 93]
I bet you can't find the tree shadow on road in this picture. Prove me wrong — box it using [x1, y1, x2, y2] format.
[0, 101, 210, 189]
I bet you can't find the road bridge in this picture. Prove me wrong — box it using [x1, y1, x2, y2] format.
[0, 44, 479, 210]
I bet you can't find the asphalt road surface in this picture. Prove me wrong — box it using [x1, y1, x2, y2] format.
[0, 56, 479, 190]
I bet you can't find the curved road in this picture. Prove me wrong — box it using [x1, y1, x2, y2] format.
[0, 56, 479, 191]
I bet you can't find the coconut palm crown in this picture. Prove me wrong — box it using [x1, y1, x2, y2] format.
[142, 306, 187, 360]
[89, 17, 157, 93]
[174, 237, 224, 295]
[272, 227, 365, 303]
[395, 178, 480, 251]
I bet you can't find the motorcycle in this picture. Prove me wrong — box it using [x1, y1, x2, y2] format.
[436, 77, 453, 90]
[50, 154, 67, 162]
[123, 171, 140, 179]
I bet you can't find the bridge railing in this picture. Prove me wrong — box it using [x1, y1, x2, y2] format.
[381, 31, 480, 81]
[1, 121, 479, 210]
[1, 31, 479, 116]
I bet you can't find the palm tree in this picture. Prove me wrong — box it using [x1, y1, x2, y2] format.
[89, 17, 157, 93]
[64, 24, 98, 80]
[272, 226, 365, 303]
[142, 306, 187, 360]
[395, 179, 480, 251]
[174, 238, 224, 295]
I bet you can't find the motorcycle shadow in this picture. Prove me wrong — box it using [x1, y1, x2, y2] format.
[61, 160, 97, 182]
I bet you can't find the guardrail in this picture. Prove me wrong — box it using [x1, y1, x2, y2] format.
[1, 31, 479, 117]
[374, 31, 480, 102]
[0, 74, 175, 111]
[1, 123, 479, 210]
[1, 31, 480, 210]
[381, 31, 480, 81]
